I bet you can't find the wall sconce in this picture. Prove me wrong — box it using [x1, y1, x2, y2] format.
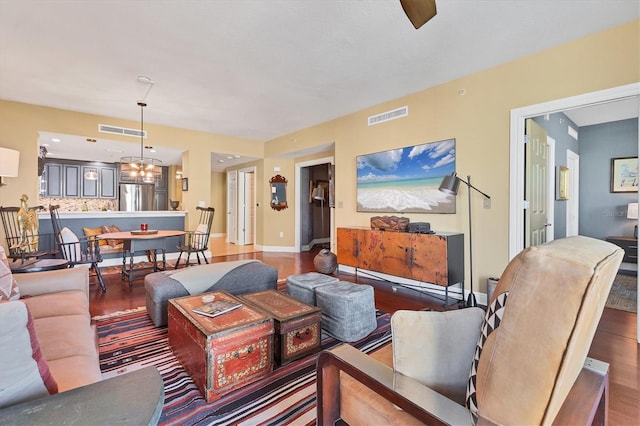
[0, 147, 20, 186]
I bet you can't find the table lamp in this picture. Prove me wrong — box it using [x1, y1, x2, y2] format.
[627, 202, 638, 238]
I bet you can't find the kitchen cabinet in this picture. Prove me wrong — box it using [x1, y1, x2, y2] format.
[337, 227, 464, 287]
[43, 160, 117, 199]
[81, 166, 116, 198]
[43, 163, 63, 197]
[64, 165, 80, 197]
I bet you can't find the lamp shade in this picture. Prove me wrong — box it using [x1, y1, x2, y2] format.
[627, 203, 639, 220]
[0, 148, 20, 177]
[439, 172, 460, 195]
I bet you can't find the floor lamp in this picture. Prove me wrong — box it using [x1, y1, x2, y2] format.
[439, 172, 491, 308]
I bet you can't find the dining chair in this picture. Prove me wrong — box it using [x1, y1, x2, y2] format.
[0, 204, 57, 262]
[49, 204, 106, 292]
[175, 206, 215, 268]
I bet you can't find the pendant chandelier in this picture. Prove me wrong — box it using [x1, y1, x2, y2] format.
[84, 168, 98, 180]
[119, 101, 162, 183]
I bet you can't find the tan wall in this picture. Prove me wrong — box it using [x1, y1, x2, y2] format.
[263, 20, 640, 291]
[1, 20, 638, 288]
[0, 101, 263, 240]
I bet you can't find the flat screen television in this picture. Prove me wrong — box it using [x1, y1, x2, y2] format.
[356, 138, 456, 213]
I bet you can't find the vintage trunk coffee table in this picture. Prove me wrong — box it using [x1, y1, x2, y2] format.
[239, 289, 322, 366]
[168, 291, 274, 403]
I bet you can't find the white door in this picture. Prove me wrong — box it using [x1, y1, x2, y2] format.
[525, 119, 549, 247]
[546, 136, 556, 242]
[226, 170, 237, 244]
[566, 150, 580, 236]
[239, 170, 255, 245]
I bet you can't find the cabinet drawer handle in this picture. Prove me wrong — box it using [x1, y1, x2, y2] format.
[629, 245, 637, 249]
[233, 345, 254, 360]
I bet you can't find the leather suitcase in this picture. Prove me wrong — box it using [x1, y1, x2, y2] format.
[240, 290, 322, 366]
[168, 291, 274, 402]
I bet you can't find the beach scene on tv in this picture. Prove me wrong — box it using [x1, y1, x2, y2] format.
[357, 138, 456, 213]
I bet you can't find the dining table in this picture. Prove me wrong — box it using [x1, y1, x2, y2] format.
[98, 229, 185, 286]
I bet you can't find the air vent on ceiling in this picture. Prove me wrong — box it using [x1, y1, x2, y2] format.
[368, 106, 408, 126]
[98, 124, 146, 138]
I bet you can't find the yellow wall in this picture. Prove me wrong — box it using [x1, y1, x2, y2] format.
[263, 20, 640, 291]
[210, 171, 226, 234]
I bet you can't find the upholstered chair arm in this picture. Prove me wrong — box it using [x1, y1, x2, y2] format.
[391, 308, 485, 404]
[317, 343, 474, 425]
[317, 344, 610, 426]
[14, 267, 89, 299]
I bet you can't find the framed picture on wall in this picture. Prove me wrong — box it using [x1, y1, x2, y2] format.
[557, 166, 569, 200]
[182, 177, 189, 192]
[610, 157, 638, 193]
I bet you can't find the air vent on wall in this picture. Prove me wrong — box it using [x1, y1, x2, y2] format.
[368, 106, 408, 126]
[98, 124, 146, 138]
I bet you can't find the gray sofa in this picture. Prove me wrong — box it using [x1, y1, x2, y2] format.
[144, 260, 278, 326]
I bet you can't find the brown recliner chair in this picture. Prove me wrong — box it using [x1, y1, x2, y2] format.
[317, 236, 623, 425]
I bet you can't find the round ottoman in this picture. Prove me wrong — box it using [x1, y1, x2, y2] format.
[315, 282, 377, 342]
[286, 272, 339, 306]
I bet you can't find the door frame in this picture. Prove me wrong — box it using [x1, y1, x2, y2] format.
[509, 83, 640, 259]
[295, 156, 334, 252]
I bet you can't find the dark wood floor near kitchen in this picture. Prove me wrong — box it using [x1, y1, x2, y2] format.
[89, 248, 639, 426]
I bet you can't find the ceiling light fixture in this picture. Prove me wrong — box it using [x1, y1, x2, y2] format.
[119, 101, 162, 184]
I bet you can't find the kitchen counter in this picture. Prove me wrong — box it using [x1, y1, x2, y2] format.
[38, 210, 187, 263]
[37, 210, 186, 220]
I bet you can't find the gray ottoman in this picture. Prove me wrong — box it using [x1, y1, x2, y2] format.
[315, 282, 377, 342]
[286, 272, 339, 305]
[144, 261, 278, 327]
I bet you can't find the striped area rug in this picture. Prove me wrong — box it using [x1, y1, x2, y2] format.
[97, 308, 391, 425]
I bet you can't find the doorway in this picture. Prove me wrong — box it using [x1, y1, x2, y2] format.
[226, 167, 256, 246]
[509, 83, 640, 258]
[295, 156, 334, 252]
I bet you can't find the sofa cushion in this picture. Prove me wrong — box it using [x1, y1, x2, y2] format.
[102, 224, 123, 247]
[59, 227, 81, 260]
[83, 227, 107, 246]
[466, 291, 509, 414]
[33, 314, 99, 362]
[0, 301, 58, 409]
[192, 223, 208, 249]
[22, 291, 90, 319]
[0, 250, 20, 301]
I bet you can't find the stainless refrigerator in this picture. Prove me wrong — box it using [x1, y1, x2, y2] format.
[119, 183, 155, 211]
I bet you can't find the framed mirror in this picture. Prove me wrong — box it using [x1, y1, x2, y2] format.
[269, 174, 288, 211]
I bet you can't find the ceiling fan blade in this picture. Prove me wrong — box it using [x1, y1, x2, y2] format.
[400, 0, 437, 29]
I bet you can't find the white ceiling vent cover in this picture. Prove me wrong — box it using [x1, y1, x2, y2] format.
[368, 106, 408, 126]
[99, 124, 146, 138]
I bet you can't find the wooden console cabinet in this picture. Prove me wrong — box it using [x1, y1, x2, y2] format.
[337, 227, 464, 288]
[605, 236, 637, 264]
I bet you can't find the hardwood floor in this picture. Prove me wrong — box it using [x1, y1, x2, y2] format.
[90, 246, 639, 425]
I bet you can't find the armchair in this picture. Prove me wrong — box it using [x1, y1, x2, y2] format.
[175, 206, 214, 268]
[317, 236, 622, 425]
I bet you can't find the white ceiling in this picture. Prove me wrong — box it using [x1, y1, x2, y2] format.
[1, 0, 639, 171]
